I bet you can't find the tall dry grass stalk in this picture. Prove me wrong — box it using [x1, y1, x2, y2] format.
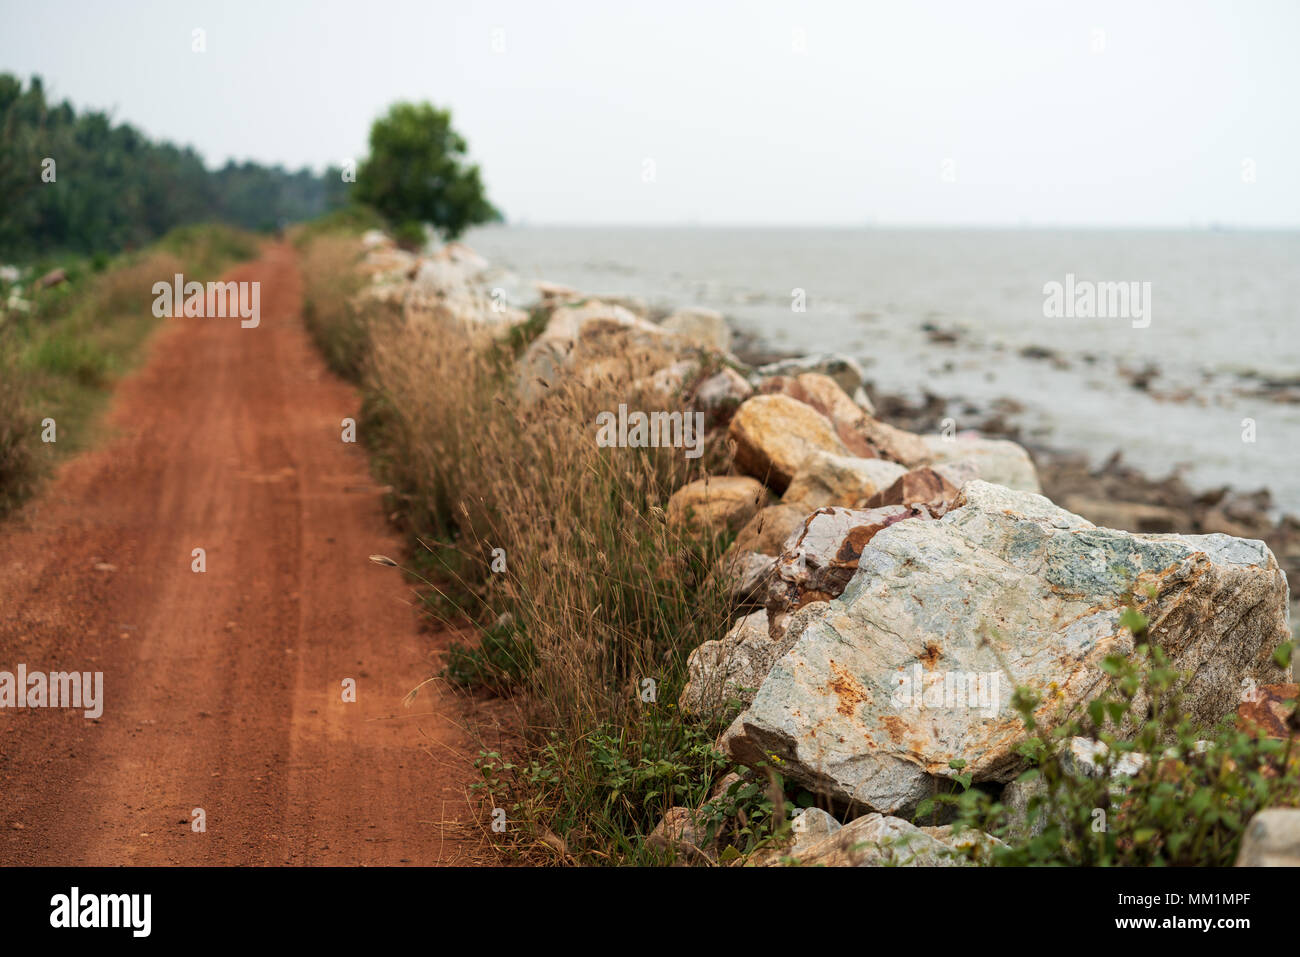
[353, 283, 743, 859]
[298, 235, 385, 381]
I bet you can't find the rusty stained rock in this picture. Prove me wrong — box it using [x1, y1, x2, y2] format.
[860, 467, 962, 515]
[1236, 682, 1299, 739]
[722, 481, 1293, 815]
[766, 505, 919, 618]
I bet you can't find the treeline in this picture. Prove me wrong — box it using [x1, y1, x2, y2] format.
[0, 74, 349, 260]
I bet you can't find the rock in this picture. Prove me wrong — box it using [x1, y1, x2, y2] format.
[599, 294, 652, 318]
[782, 451, 907, 509]
[359, 246, 418, 283]
[680, 602, 842, 722]
[748, 807, 842, 866]
[538, 298, 649, 342]
[767, 505, 917, 617]
[794, 813, 968, 866]
[853, 389, 877, 417]
[1060, 737, 1149, 780]
[360, 229, 392, 250]
[1236, 682, 1299, 738]
[722, 481, 1292, 815]
[857, 417, 932, 467]
[860, 467, 961, 515]
[661, 307, 731, 352]
[643, 359, 699, 401]
[765, 600, 831, 665]
[402, 256, 523, 332]
[36, 268, 67, 290]
[759, 373, 879, 457]
[646, 807, 715, 864]
[1060, 497, 1185, 534]
[754, 353, 868, 398]
[790, 806, 841, 845]
[715, 551, 777, 603]
[680, 611, 789, 717]
[748, 372, 925, 465]
[438, 241, 490, 274]
[732, 504, 811, 556]
[922, 434, 1040, 493]
[535, 280, 580, 302]
[515, 299, 676, 401]
[666, 476, 773, 535]
[1001, 776, 1048, 842]
[920, 824, 1008, 858]
[728, 395, 849, 493]
[708, 771, 744, 802]
[1200, 507, 1262, 540]
[931, 459, 982, 489]
[1235, 809, 1300, 866]
[692, 367, 753, 427]
[411, 258, 475, 299]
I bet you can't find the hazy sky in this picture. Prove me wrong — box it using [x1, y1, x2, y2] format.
[2, 0, 1297, 226]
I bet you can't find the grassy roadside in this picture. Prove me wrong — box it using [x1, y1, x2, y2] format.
[298, 228, 760, 864]
[296, 223, 1300, 867]
[0, 223, 259, 516]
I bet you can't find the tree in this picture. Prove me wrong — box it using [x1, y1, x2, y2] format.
[354, 102, 500, 243]
[0, 72, 340, 260]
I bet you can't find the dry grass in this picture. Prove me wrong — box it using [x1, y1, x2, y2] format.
[342, 270, 744, 862]
[298, 235, 382, 381]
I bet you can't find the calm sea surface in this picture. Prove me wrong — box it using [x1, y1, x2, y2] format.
[464, 226, 1300, 512]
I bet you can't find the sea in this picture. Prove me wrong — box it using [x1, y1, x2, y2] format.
[464, 225, 1300, 514]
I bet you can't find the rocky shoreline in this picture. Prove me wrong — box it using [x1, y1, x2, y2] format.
[731, 342, 1300, 635]
[353, 231, 1299, 866]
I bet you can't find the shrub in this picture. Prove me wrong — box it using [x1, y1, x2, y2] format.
[0, 336, 38, 516]
[918, 613, 1300, 866]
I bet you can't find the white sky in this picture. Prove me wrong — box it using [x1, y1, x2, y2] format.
[2, 0, 1297, 227]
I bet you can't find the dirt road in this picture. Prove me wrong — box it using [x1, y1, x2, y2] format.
[0, 242, 485, 865]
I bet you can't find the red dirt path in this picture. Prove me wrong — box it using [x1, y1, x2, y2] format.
[0, 242, 487, 865]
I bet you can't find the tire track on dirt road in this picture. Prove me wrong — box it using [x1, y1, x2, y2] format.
[0, 241, 487, 865]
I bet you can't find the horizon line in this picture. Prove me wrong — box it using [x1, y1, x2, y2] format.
[473, 221, 1300, 233]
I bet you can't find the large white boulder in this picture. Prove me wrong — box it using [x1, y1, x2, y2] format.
[721, 481, 1292, 814]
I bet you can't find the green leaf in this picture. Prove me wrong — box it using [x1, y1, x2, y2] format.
[1118, 608, 1148, 635]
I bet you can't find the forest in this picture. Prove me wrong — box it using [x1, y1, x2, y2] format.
[0, 73, 348, 260]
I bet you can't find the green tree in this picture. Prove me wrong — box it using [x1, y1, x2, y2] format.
[354, 101, 500, 243]
[0, 72, 341, 261]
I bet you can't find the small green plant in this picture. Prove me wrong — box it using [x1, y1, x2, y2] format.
[474, 709, 734, 865]
[443, 619, 536, 695]
[696, 764, 792, 861]
[918, 613, 1299, 866]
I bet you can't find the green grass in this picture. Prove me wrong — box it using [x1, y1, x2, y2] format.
[290, 203, 386, 249]
[0, 223, 260, 516]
